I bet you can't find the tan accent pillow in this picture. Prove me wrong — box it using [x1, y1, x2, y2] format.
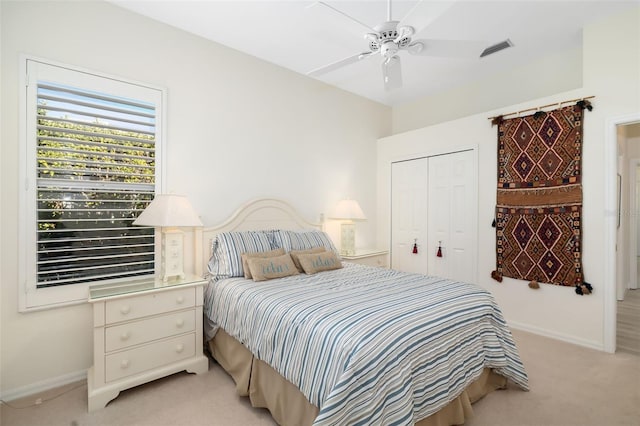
[297, 251, 343, 275]
[247, 253, 299, 282]
[289, 247, 326, 272]
[241, 248, 285, 279]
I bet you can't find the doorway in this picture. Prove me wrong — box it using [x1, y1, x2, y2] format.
[616, 122, 640, 354]
[627, 159, 640, 295]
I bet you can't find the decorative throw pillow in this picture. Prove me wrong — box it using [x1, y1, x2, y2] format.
[297, 251, 343, 275]
[241, 248, 286, 279]
[207, 231, 273, 278]
[247, 254, 299, 282]
[289, 247, 326, 272]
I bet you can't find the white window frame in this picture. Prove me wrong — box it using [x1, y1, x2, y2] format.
[18, 55, 166, 311]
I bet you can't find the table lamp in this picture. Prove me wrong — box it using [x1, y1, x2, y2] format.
[331, 199, 366, 256]
[133, 194, 203, 282]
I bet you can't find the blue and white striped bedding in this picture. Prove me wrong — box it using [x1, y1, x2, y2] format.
[205, 263, 529, 425]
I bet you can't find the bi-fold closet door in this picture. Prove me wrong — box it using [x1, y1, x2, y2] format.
[391, 149, 477, 283]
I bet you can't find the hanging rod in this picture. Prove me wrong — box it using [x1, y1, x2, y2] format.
[488, 96, 595, 121]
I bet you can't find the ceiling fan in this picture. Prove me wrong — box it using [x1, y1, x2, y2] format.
[307, 0, 487, 91]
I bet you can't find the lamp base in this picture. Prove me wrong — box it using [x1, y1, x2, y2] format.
[340, 222, 356, 256]
[160, 229, 185, 282]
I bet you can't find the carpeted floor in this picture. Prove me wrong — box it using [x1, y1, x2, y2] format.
[1, 329, 639, 426]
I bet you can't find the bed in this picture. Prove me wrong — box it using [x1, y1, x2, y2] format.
[200, 198, 528, 426]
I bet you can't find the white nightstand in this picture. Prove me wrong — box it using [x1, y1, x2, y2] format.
[341, 249, 389, 268]
[87, 274, 209, 411]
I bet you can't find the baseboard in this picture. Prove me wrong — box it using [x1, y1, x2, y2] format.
[508, 320, 604, 352]
[0, 369, 87, 402]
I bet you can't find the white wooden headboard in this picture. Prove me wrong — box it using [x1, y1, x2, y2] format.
[196, 198, 323, 277]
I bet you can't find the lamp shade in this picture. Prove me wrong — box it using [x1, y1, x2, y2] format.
[133, 194, 203, 227]
[331, 199, 367, 221]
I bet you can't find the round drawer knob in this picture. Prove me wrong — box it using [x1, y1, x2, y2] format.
[176, 296, 185, 304]
[120, 359, 130, 369]
[120, 305, 131, 315]
[176, 318, 185, 328]
[175, 344, 184, 353]
[120, 331, 131, 341]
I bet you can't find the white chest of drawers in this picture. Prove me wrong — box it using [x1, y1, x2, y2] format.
[87, 275, 209, 411]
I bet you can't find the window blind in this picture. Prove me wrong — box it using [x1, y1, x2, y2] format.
[36, 81, 156, 288]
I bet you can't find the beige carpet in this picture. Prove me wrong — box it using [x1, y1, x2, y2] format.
[2, 329, 639, 426]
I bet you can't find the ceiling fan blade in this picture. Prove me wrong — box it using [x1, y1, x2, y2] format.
[382, 56, 402, 91]
[307, 1, 377, 35]
[308, 51, 374, 77]
[409, 39, 488, 58]
[398, 0, 457, 35]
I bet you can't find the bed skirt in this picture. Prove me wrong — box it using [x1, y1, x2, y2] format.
[208, 329, 507, 426]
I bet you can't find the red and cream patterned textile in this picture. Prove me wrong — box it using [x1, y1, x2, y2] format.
[492, 105, 585, 287]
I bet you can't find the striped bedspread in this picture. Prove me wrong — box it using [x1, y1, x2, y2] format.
[205, 263, 529, 425]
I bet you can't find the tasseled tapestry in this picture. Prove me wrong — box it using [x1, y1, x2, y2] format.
[491, 102, 592, 293]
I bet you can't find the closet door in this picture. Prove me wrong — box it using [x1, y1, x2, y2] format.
[391, 158, 428, 274]
[427, 150, 476, 282]
[391, 150, 476, 281]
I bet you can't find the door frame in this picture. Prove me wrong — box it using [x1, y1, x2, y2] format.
[604, 113, 640, 353]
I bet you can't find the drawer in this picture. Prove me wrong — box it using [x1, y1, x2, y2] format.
[105, 309, 196, 352]
[349, 255, 388, 268]
[105, 334, 195, 383]
[105, 287, 195, 324]
[360, 255, 388, 268]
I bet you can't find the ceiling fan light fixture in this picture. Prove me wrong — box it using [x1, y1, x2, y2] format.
[394, 25, 414, 43]
[381, 41, 399, 58]
[408, 42, 423, 54]
[365, 33, 379, 42]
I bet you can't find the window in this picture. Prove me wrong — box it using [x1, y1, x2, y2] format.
[19, 57, 164, 310]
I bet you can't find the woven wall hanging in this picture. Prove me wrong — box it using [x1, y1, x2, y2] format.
[491, 100, 593, 295]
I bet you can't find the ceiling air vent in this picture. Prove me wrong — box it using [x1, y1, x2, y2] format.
[480, 39, 513, 58]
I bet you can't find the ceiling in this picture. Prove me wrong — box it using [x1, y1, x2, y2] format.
[110, 0, 637, 106]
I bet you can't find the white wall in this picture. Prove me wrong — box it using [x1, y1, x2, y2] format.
[392, 47, 582, 134]
[377, 7, 640, 350]
[0, 0, 390, 397]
